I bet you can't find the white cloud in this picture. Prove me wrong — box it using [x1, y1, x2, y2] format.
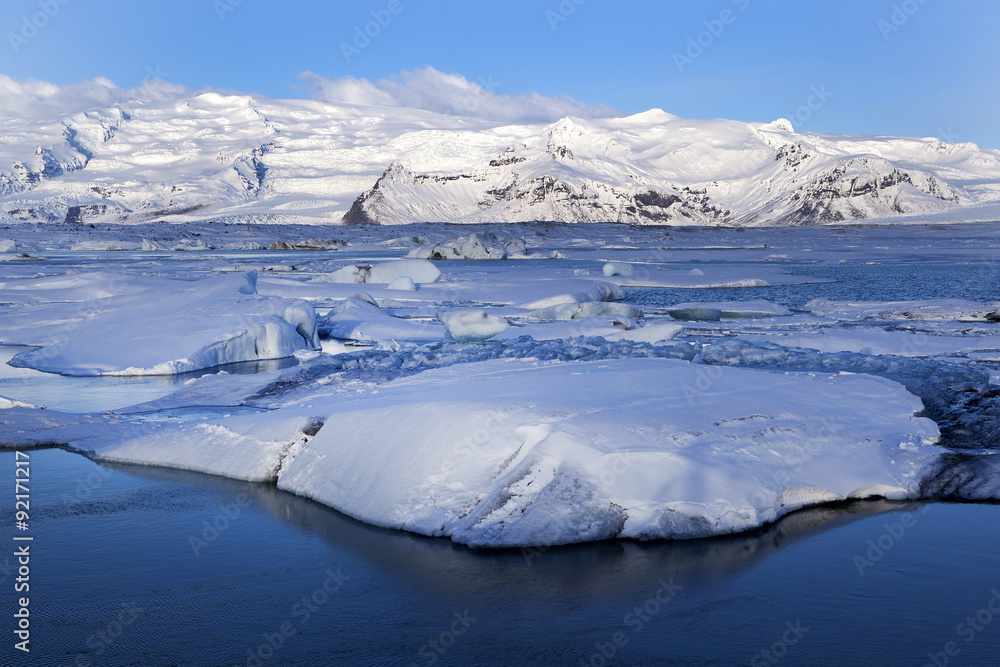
[0, 68, 617, 127]
[0, 74, 190, 124]
[300, 66, 617, 123]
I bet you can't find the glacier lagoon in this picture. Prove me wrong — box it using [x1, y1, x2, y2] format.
[2, 221, 1000, 664]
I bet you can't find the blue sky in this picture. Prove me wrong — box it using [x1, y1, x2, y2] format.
[1, 0, 997, 147]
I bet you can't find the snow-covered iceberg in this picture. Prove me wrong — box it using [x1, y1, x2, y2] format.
[276, 358, 940, 547]
[408, 232, 526, 260]
[4, 271, 319, 376]
[438, 310, 510, 342]
[317, 259, 441, 285]
[320, 296, 444, 344]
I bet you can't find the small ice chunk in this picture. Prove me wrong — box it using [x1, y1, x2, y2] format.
[438, 310, 509, 342]
[367, 259, 441, 284]
[387, 276, 418, 291]
[669, 300, 792, 320]
[409, 232, 524, 260]
[529, 301, 642, 321]
[353, 292, 379, 306]
[172, 240, 211, 251]
[0, 395, 40, 409]
[668, 307, 723, 322]
[0, 239, 15, 253]
[71, 240, 141, 251]
[381, 236, 429, 247]
[603, 262, 634, 277]
[847, 484, 909, 500]
[322, 259, 441, 284]
[606, 322, 683, 343]
[326, 264, 366, 283]
[575, 302, 643, 320]
[527, 302, 581, 320]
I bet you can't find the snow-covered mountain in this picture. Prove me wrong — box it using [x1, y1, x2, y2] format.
[3, 91, 1000, 226]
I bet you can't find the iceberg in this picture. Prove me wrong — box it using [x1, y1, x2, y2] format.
[669, 300, 792, 320]
[321, 296, 444, 344]
[318, 259, 441, 285]
[276, 358, 940, 547]
[602, 262, 635, 277]
[438, 310, 510, 342]
[387, 276, 418, 291]
[527, 301, 642, 321]
[408, 232, 526, 260]
[5, 272, 319, 376]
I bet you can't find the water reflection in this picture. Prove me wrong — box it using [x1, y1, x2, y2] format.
[106, 457, 930, 599]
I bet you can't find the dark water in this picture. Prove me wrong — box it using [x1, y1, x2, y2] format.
[3, 450, 1000, 666]
[624, 262, 1000, 311]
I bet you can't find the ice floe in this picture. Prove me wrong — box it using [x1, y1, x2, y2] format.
[276, 358, 939, 546]
[2, 272, 319, 376]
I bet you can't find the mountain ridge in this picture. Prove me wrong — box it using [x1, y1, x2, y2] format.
[2, 91, 999, 226]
